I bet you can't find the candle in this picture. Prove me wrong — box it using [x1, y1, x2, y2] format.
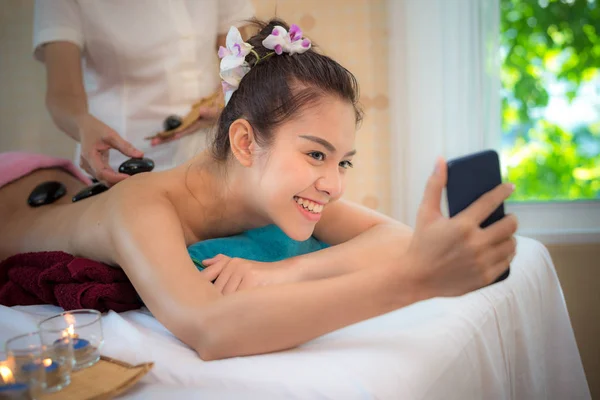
[43, 359, 58, 373]
[72, 338, 90, 351]
[0, 383, 29, 400]
[19, 362, 41, 373]
[53, 337, 90, 353]
[42, 358, 62, 390]
[41, 313, 103, 371]
[0, 364, 28, 400]
[53, 330, 93, 372]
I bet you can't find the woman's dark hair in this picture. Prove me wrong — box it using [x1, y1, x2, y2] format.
[211, 18, 363, 161]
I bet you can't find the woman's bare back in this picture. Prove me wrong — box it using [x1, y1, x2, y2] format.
[0, 165, 201, 266]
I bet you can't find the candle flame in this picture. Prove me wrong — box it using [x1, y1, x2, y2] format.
[43, 358, 52, 367]
[0, 365, 14, 384]
[62, 324, 76, 339]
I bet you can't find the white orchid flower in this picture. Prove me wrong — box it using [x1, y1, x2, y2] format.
[218, 26, 253, 104]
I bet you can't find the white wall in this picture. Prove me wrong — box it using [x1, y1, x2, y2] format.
[0, 0, 75, 159]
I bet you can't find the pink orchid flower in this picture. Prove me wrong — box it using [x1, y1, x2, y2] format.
[262, 24, 311, 56]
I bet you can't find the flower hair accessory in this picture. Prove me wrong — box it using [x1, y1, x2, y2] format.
[218, 24, 312, 104]
[262, 24, 312, 55]
[218, 26, 253, 105]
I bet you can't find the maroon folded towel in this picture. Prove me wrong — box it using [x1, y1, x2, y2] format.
[0, 251, 141, 312]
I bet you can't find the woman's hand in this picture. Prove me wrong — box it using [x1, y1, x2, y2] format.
[77, 114, 144, 186]
[404, 158, 518, 299]
[199, 255, 297, 295]
[150, 106, 222, 146]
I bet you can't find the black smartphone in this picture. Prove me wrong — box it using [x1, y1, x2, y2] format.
[446, 149, 510, 283]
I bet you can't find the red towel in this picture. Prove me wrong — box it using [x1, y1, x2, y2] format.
[0, 251, 142, 312]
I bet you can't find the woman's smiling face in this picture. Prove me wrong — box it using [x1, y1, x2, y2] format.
[250, 96, 357, 241]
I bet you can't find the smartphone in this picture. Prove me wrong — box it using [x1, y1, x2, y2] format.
[446, 149, 510, 283]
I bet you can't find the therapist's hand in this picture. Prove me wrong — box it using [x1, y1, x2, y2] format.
[77, 114, 144, 186]
[150, 106, 222, 146]
[404, 158, 518, 299]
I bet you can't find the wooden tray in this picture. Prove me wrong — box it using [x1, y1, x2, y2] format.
[40, 356, 153, 400]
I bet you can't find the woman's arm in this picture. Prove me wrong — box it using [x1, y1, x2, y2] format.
[281, 199, 414, 281]
[111, 166, 516, 361]
[43, 41, 88, 141]
[205, 200, 413, 284]
[199, 200, 413, 290]
[42, 42, 142, 183]
[109, 188, 419, 361]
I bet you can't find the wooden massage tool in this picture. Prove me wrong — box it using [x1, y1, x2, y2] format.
[144, 90, 224, 142]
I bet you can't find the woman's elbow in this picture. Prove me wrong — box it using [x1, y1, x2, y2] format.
[164, 306, 232, 361]
[188, 318, 232, 361]
[194, 343, 222, 362]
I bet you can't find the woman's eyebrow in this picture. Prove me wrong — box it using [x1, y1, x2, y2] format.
[299, 135, 356, 157]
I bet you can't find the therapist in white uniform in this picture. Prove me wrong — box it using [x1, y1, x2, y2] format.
[33, 0, 254, 185]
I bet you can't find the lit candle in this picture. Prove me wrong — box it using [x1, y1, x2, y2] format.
[42, 358, 61, 390]
[42, 359, 57, 373]
[54, 324, 92, 363]
[0, 364, 28, 400]
[19, 362, 41, 373]
[54, 337, 90, 351]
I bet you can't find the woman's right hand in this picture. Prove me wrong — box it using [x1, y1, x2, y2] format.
[77, 114, 144, 186]
[405, 158, 518, 299]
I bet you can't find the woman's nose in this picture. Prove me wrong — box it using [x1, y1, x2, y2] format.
[315, 170, 342, 198]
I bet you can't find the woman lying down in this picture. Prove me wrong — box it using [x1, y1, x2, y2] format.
[0, 19, 517, 361]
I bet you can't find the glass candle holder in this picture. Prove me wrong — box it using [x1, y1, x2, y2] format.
[4, 333, 46, 399]
[38, 310, 103, 371]
[0, 353, 28, 400]
[36, 330, 73, 393]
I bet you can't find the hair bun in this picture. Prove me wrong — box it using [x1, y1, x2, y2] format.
[245, 18, 292, 57]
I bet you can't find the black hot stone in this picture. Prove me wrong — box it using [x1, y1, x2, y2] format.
[71, 182, 109, 203]
[163, 115, 182, 131]
[118, 158, 155, 176]
[27, 181, 67, 207]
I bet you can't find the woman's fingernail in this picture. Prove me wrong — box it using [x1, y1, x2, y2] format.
[509, 183, 516, 192]
[433, 159, 440, 176]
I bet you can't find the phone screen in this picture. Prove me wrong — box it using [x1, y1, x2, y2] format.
[446, 149, 509, 283]
[446, 149, 505, 228]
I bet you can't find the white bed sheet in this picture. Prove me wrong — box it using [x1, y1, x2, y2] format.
[0, 237, 591, 399]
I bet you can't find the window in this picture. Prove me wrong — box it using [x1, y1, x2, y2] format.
[500, 0, 600, 202]
[388, 0, 600, 243]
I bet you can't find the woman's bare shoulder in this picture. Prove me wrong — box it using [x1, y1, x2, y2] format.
[104, 170, 186, 222]
[67, 171, 181, 263]
[116, 163, 203, 200]
[106, 168, 204, 243]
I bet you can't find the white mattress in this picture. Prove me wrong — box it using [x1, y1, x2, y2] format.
[0, 237, 591, 399]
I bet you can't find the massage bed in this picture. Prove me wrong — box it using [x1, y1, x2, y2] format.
[0, 236, 591, 399]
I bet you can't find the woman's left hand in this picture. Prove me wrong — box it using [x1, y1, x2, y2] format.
[199, 254, 295, 295]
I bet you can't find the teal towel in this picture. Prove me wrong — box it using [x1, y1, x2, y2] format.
[187, 225, 329, 270]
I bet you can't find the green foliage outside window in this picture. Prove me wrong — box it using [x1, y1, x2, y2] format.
[500, 0, 600, 201]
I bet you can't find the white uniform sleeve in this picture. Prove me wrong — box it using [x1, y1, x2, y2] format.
[217, 0, 255, 34]
[33, 0, 84, 62]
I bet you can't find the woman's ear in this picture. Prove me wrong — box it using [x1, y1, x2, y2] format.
[228, 118, 256, 167]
